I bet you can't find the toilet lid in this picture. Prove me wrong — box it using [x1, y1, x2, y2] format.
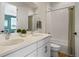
[51, 44, 60, 48]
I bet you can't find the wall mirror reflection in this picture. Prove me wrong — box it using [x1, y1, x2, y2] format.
[3, 2, 40, 33]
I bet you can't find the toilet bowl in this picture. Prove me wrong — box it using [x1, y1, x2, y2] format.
[50, 43, 61, 57]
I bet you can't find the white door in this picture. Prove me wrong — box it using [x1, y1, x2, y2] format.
[75, 3, 79, 57]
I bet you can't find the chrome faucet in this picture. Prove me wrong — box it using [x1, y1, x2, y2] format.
[0, 30, 10, 40]
[5, 32, 10, 40]
[4, 31, 10, 40]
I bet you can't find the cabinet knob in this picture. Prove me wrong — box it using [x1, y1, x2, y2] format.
[45, 46, 47, 53]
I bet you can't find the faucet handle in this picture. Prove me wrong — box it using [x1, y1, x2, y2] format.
[0, 30, 4, 34]
[1, 30, 4, 33]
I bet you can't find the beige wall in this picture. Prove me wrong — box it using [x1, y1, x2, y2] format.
[34, 3, 48, 33]
[0, 3, 5, 31]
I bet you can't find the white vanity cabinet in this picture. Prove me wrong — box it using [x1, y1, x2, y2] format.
[4, 36, 50, 57]
[26, 50, 37, 57]
[37, 37, 50, 57]
[37, 43, 48, 57]
[4, 43, 37, 57]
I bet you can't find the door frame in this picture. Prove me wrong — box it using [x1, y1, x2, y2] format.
[68, 6, 75, 56]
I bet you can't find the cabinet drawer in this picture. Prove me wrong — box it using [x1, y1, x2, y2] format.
[38, 37, 49, 48]
[5, 43, 37, 57]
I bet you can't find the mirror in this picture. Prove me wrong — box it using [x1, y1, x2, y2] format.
[0, 2, 42, 34]
[4, 3, 35, 33]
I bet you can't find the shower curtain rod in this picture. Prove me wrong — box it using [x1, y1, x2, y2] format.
[48, 6, 74, 12]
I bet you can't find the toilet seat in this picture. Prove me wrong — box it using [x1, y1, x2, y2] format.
[50, 43, 61, 52]
[51, 44, 60, 48]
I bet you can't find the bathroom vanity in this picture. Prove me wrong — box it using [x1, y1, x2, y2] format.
[0, 33, 51, 57]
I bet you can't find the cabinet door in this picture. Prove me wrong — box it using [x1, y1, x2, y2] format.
[4, 43, 37, 57]
[44, 43, 50, 57]
[37, 43, 50, 57]
[26, 50, 37, 57]
[38, 45, 45, 57]
[38, 37, 50, 48]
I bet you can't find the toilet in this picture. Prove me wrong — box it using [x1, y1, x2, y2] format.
[50, 43, 61, 57]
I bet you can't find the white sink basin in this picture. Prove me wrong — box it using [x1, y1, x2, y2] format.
[0, 39, 24, 46]
[32, 33, 42, 36]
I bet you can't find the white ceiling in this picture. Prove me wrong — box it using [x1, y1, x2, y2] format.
[8, 2, 58, 10]
[8, 2, 38, 9]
